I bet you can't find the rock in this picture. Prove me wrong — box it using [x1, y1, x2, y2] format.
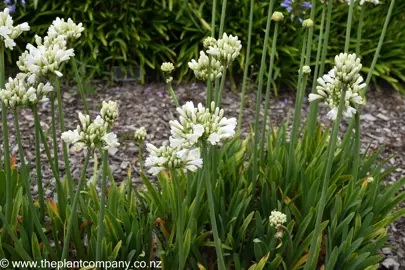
[120, 161, 130, 170]
[383, 248, 393, 255]
[361, 114, 376, 121]
[381, 258, 399, 270]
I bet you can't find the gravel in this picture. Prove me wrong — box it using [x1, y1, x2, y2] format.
[0, 80, 404, 267]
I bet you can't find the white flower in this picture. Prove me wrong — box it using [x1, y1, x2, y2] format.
[188, 51, 223, 81]
[47, 17, 84, 42]
[300, 65, 311, 75]
[216, 33, 242, 65]
[309, 53, 366, 120]
[206, 46, 220, 57]
[100, 100, 119, 126]
[166, 77, 173, 84]
[161, 62, 175, 73]
[169, 101, 237, 148]
[134, 127, 147, 142]
[61, 130, 80, 144]
[269, 210, 287, 229]
[0, 8, 30, 50]
[145, 144, 203, 175]
[0, 73, 53, 109]
[103, 132, 120, 150]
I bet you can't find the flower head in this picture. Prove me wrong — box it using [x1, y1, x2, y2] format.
[269, 210, 287, 229]
[299, 65, 311, 75]
[145, 144, 202, 175]
[134, 127, 147, 143]
[309, 53, 366, 120]
[17, 35, 74, 81]
[161, 62, 175, 73]
[203, 37, 217, 49]
[47, 17, 84, 43]
[61, 112, 120, 151]
[100, 100, 119, 126]
[272, 11, 284, 22]
[188, 51, 223, 81]
[302, 18, 313, 28]
[216, 33, 242, 65]
[169, 101, 237, 148]
[0, 8, 30, 50]
[0, 73, 53, 109]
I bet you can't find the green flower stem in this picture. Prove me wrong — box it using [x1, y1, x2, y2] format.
[61, 149, 91, 263]
[50, 93, 59, 173]
[218, 0, 227, 38]
[237, 0, 254, 133]
[13, 111, 58, 261]
[32, 105, 46, 221]
[215, 68, 227, 107]
[351, 110, 360, 183]
[168, 82, 180, 107]
[356, 6, 364, 56]
[138, 142, 144, 173]
[252, 0, 275, 195]
[211, 0, 217, 37]
[203, 147, 226, 270]
[206, 56, 213, 107]
[365, 0, 395, 91]
[304, 85, 347, 270]
[71, 57, 89, 115]
[54, 78, 74, 200]
[344, 0, 355, 53]
[260, 22, 279, 161]
[171, 169, 185, 269]
[307, 4, 326, 138]
[96, 150, 108, 262]
[286, 32, 307, 182]
[0, 41, 13, 242]
[319, 0, 333, 77]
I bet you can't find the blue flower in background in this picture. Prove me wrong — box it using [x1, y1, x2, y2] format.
[4, 0, 12, 4]
[280, 0, 293, 13]
[8, 4, 16, 13]
[280, 0, 312, 23]
[302, 2, 312, 9]
[22, 0, 26, 5]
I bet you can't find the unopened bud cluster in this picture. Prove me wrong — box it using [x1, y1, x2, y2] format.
[0, 73, 53, 109]
[269, 210, 287, 229]
[188, 33, 242, 81]
[272, 11, 284, 22]
[101, 100, 119, 126]
[134, 127, 147, 143]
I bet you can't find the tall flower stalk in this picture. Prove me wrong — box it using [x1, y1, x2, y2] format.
[260, 12, 282, 160]
[33, 105, 46, 220]
[237, 0, 254, 133]
[252, 0, 275, 195]
[356, 6, 365, 55]
[96, 149, 108, 261]
[345, 0, 355, 53]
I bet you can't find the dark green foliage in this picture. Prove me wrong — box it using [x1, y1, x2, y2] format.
[4, 0, 405, 91]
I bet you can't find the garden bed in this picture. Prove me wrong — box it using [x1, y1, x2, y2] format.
[0, 81, 404, 268]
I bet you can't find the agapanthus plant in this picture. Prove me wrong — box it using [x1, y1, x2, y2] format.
[47, 17, 84, 43]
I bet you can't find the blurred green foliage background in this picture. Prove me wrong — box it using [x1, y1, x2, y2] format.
[4, 0, 405, 93]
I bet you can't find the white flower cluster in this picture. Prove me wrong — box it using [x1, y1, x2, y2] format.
[169, 101, 237, 147]
[145, 101, 236, 176]
[302, 19, 314, 28]
[17, 18, 83, 82]
[47, 17, 84, 42]
[309, 53, 365, 120]
[101, 100, 119, 126]
[0, 8, 29, 50]
[145, 144, 202, 175]
[134, 127, 147, 142]
[272, 11, 284, 22]
[299, 65, 311, 75]
[188, 33, 242, 81]
[17, 34, 74, 81]
[269, 210, 287, 229]
[61, 111, 120, 151]
[0, 73, 53, 109]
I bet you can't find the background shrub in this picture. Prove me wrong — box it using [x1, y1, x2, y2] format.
[4, 0, 405, 93]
